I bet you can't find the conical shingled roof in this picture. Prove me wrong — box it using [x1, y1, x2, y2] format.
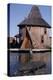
[28, 5, 41, 19]
[18, 5, 51, 28]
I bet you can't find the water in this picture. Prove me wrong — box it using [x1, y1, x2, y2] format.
[9, 52, 21, 76]
[9, 51, 51, 76]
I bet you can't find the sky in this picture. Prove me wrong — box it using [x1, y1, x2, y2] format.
[9, 4, 51, 37]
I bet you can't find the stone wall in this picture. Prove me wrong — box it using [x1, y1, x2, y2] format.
[28, 27, 51, 49]
[20, 26, 51, 49]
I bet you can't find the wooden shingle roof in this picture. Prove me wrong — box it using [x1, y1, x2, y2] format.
[18, 5, 51, 28]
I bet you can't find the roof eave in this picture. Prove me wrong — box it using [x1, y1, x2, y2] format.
[17, 24, 51, 28]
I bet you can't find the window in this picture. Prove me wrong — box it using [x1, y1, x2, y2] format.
[44, 28, 47, 34]
[41, 35, 44, 43]
[29, 27, 31, 30]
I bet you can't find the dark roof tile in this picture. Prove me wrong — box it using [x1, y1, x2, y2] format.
[18, 5, 51, 28]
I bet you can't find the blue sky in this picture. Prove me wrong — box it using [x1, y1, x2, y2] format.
[9, 4, 51, 37]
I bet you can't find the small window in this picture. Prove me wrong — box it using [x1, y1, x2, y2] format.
[44, 28, 47, 34]
[29, 27, 31, 30]
[41, 35, 44, 43]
